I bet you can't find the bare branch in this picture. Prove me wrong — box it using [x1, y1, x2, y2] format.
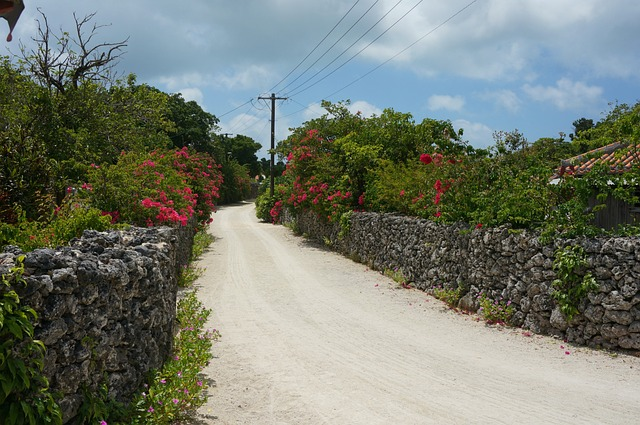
[19, 9, 128, 93]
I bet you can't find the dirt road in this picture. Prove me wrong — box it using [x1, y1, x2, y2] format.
[192, 202, 640, 424]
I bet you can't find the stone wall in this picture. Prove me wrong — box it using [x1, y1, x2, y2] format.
[291, 210, 640, 352]
[0, 223, 195, 423]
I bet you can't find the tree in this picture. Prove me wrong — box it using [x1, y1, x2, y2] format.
[20, 11, 128, 94]
[570, 118, 594, 140]
[0, 56, 55, 222]
[11, 11, 173, 206]
[166, 93, 220, 152]
[571, 102, 640, 151]
[222, 134, 262, 177]
[492, 129, 528, 154]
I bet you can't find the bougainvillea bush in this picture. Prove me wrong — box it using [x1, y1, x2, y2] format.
[273, 129, 356, 223]
[85, 147, 223, 228]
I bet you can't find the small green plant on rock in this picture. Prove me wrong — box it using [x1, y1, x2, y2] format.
[551, 245, 598, 321]
[190, 227, 214, 261]
[477, 292, 514, 325]
[383, 267, 412, 289]
[432, 284, 463, 308]
[338, 210, 352, 239]
[177, 264, 204, 288]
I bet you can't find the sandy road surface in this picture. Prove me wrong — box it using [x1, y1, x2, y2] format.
[191, 202, 640, 424]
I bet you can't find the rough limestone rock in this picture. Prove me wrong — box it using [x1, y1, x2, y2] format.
[0, 222, 195, 423]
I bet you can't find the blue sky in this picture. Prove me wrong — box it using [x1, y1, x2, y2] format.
[3, 0, 640, 159]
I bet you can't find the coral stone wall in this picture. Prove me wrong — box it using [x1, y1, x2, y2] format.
[291, 210, 640, 352]
[0, 224, 194, 423]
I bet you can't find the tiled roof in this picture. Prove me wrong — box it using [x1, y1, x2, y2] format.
[556, 142, 640, 177]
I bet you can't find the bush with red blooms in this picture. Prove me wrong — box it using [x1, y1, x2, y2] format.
[85, 148, 222, 228]
[272, 129, 354, 223]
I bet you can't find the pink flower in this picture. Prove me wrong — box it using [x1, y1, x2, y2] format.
[419, 153, 433, 165]
[173, 399, 179, 404]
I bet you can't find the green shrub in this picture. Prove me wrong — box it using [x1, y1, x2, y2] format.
[0, 199, 113, 252]
[477, 292, 514, 324]
[0, 257, 62, 424]
[433, 284, 463, 308]
[255, 192, 280, 223]
[551, 245, 598, 321]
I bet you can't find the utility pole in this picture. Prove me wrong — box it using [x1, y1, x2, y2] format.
[258, 93, 287, 196]
[220, 133, 233, 161]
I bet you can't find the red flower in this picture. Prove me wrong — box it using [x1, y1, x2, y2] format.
[475, 223, 483, 229]
[419, 153, 433, 165]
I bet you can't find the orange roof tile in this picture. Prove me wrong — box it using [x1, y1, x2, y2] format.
[556, 142, 640, 177]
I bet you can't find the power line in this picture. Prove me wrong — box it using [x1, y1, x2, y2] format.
[217, 98, 254, 119]
[280, 98, 326, 120]
[225, 101, 264, 134]
[287, 0, 424, 98]
[268, 0, 363, 93]
[276, 0, 382, 94]
[287, 0, 479, 105]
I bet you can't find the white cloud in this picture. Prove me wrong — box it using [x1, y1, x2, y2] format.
[453, 119, 494, 149]
[427, 95, 465, 112]
[523, 78, 603, 110]
[215, 65, 274, 91]
[348, 100, 383, 117]
[481, 89, 522, 112]
[302, 102, 328, 122]
[300, 100, 381, 122]
[155, 73, 210, 92]
[178, 88, 204, 105]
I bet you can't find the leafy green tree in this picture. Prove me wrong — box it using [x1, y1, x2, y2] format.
[223, 134, 262, 177]
[571, 117, 594, 140]
[166, 93, 219, 152]
[572, 102, 640, 151]
[0, 57, 56, 222]
[14, 12, 174, 204]
[279, 100, 365, 159]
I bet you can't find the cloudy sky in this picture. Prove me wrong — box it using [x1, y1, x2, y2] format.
[3, 0, 639, 158]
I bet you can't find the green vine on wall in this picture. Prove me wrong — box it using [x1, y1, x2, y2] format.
[551, 245, 598, 321]
[0, 257, 62, 424]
